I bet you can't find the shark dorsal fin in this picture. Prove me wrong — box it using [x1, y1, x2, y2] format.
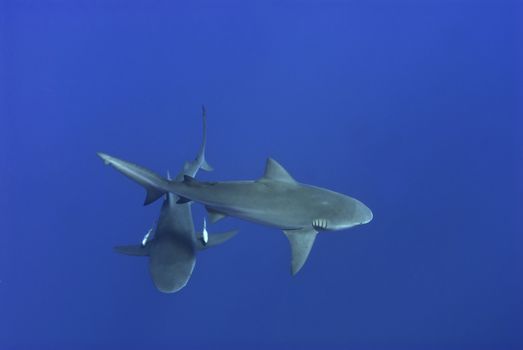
[260, 158, 297, 184]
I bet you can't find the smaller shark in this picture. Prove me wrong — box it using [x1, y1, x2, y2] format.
[112, 106, 237, 293]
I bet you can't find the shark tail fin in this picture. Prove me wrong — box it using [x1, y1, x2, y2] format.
[196, 230, 239, 250]
[113, 244, 149, 256]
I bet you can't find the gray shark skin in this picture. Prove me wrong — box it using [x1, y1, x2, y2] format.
[98, 124, 372, 276]
[109, 106, 237, 293]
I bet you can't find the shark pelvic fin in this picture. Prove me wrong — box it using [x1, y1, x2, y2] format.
[144, 188, 166, 206]
[183, 175, 196, 184]
[205, 206, 227, 223]
[176, 196, 192, 204]
[260, 158, 297, 184]
[283, 228, 318, 276]
[196, 229, 239, 250]
[113, 244, 149, 256]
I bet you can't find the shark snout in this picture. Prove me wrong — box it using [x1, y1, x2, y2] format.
[324, 197, 373, 231]
[356, 201, 373, 225]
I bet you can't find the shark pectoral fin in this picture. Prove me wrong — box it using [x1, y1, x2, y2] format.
[196, 230, 239, 250]
[113, 244, 149, 256]
[283, 228, 318, 276]
[205, 206, 227, 223]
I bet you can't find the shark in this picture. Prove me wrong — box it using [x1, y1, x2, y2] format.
[110, 106, 237, 293]
[98, 124, 373, 276]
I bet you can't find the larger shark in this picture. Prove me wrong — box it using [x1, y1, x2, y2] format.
[110, 107, 237, 293]
[99, 131, 372, 276]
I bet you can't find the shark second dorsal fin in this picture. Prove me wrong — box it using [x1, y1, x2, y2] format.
[260, 158, 297, 184]
[283, 228, 318, 275]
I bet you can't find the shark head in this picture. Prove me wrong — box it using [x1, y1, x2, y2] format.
[341, 196, 373, 228]
[148, 237, 196, 293]
[286, 191, 373, 275]
[312, 191, 373, 232]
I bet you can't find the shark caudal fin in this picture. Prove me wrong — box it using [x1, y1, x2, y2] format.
[200, 159, 213, 172]
[283, 228, 318, 276]
[113, 245, 149, 256]
[97, 152, 169, 205]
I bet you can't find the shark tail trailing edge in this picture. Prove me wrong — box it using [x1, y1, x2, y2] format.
[199, 158, 213, 172]
[197, 104, 213, 172]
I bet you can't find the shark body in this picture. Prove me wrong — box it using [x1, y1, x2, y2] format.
[99, 113, 372, 275]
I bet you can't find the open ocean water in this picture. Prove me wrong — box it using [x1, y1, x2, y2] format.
[1, 1, 522, 349]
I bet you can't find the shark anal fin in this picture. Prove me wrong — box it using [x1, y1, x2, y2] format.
[283, 228, 318, 276]
[196, 230, 239, 250]
[144, 188, 165, 205]
[114, 244, 149, 256]
[205, 206, 227, 223]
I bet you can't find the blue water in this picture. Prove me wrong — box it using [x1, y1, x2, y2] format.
[1, 1, 522, 349]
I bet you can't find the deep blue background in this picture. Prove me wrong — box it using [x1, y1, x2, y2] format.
[1, 1, 522, 349]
